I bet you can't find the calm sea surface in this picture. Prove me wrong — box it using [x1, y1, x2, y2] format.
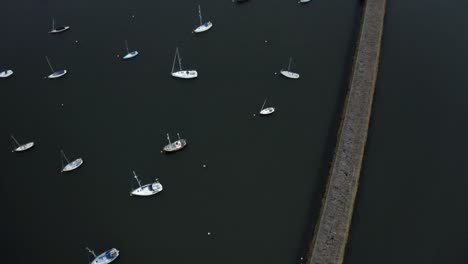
[0, 1, 360, 263]
[346, 0, 468, 263]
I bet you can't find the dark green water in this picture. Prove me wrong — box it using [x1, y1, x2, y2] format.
[346, 0, 468, 263]
[0, 0, 360, 264]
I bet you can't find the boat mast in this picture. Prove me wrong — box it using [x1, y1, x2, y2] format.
[45, 56, 55, 73]
[287, 57, 292, 72]
[60, 150, 70, 169]
[125, 40, 130, 54]
[198, 5, 203, 26]
[177, 133, 181, 141]
[52, 18, 55, 31]
[133, 171, 142, 188]
[171, 48, 178, 73]
[85, 247, 97, 258]
[10, 134, 20, 147]
[167, 133, 171, 144]
[177, 49, 183, 71]
[260, 98, 267, 111]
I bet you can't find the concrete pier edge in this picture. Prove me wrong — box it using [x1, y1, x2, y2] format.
[307, 0, 387, 263]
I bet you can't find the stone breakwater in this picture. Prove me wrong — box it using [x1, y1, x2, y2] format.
[307, 0, 386, 263]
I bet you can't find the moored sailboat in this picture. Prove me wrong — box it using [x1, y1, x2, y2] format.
[130, 171, 163, 196]
[48, 18, 70, 34]
[193, 5, 213, 33]
[171, 47, 198, 79]
[280, 57, 300, 79]
[45, 56, 67, 79]
[259, 98, 275, 115]
[10, 134, 34, 152]
[60, 150, 83, 172]
[122, 40, 139, 60]
[86, 247, 119, 264]
[163, 133, 187, 152]
[0, 69, 13, 78]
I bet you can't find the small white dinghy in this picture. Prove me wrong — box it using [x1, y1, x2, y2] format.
[48, 18, 70, 34]
[45, 56, 67, 79]
[130, 171, 163, 196]
[10, 134, 34, 152]
[298, 0, 311, 3]
[259, 98, 275, 115]
[122, 40, 139, 60]
[171, 47, 198, 79]
[280, 57, 300, 79]
[86, 247, 119, 264]
[163, 133, 187, 153]
[193, 5, 213, 33]
[60, 149, 83, 172]
[0, 70, 13, 78]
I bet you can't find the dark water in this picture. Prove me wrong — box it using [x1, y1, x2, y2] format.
[346, 0, 468, 263]
[0, 1, 360, 264]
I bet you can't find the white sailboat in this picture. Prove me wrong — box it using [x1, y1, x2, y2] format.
[48, 18, 70, 34]
[280, 57, 300, 79]
[259, 98, 275, 115]
[10, 135, 34, 152]
[60, 150, 83, 172]
[171, 47, 198, 79]
[298, 0, 311, 3]
[193, 5, 213, 33]
[163, 133, 187, 152]
[122, 40, 139, 60]
[0, 69, 13, 78]
[45, 56, 67, 79]
[130, 171, 163, 196]
[86, 247, 119, 264]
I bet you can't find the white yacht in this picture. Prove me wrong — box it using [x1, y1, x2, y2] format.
[45, 56, 67, 79]
[60, 150, 83, 172]
[193, 5, 213, 33]
[171, 47, 198, 79]
[280, 57, 300, 79]
[86, 247, 119, 264]
[48, 18, 70, 34]
[130, 171, 163, 196]
[0, 69, 13, 78]
[163, 133, 187, 152]
[259, 98, 275, 115]
[10, 135, 34, 152]
[298, 0, 311, 3]
[122, 40, 139, 60]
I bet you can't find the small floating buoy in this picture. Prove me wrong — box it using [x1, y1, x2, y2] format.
[253, 114, 256, 116]
[61, 103, 64, 107]
[300, 257, 304, 260]
[75, 40, 79, 44]
[203, 164, 207, 168]
[116, 54, 120, 58]
[274, 72, 277, 75]
[265, 40, 268, 43]
[207, 232, 211, 235]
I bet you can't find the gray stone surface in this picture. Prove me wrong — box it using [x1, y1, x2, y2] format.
[307, 0, 386, 263]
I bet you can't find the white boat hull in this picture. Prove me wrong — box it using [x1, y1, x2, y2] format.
[91, 249, 119, 264]
[0, 70, 13, 78]
[13, 142, 35, 152]
[62, 158, 83, 172]
[163, 139, 187, 152]
[280, 70, 300, 79]
[131, 182, 163, 196]
[171, 70, 198, 79]
[49, 26, 70, 34]
[123, 51, 139, 60]
[298, 0, 311, 3]
[194, 22, 213, 33]
[48, 70, 67, 79]
[260, 107, 275, 115]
